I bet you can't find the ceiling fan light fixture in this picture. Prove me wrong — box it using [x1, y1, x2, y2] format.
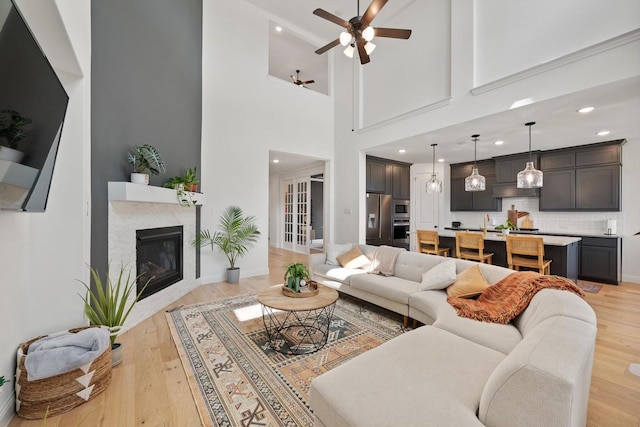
[362, 26, 375, 41]
[340, 31, 352, 46]
[344, 44, 355, 58]
[364, 41, 376, 55]
[517, 122, 543, 189]
[465, 134, 486, 192]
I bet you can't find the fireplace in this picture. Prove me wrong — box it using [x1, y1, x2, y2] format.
[136, 225, 184, 299]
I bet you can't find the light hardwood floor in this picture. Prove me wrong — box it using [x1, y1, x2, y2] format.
[9, 247, 640, 426]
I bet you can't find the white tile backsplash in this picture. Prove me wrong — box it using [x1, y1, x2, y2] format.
[450, 197, 624, 235]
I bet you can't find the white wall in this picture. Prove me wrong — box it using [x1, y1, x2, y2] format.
[331, 0, 640, 254]
[199, 0, 334, 283]
[0, 0, 90, 423]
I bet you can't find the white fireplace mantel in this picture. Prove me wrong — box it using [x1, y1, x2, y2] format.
[108, 181, 205, 205]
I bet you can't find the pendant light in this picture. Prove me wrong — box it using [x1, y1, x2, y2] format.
[517, 122, 543, 188]
[426, 143, 442, 193]
[465, 134, 485, 191]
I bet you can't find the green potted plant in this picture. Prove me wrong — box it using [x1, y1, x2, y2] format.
[183, 167, 199, 192]
[284, 262, 310, 293]
[78, 263, 151, 366]
[195, 205, 261, 284]
[127, 144, 166, 185]
[495, 219, 518, 235]
[0, 109, 32, 163]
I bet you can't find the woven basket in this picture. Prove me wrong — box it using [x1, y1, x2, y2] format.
[15, 326, 112, 419]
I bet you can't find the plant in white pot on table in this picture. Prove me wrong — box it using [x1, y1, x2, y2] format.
[78, 263, 150, 366]
[0, 109, 32, 163]
[127, 144, 166, 185]
[195, 205, 261, 284]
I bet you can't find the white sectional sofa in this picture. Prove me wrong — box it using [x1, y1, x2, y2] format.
[308, 244, 597, 427]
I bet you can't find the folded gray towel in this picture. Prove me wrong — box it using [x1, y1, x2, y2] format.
[25, 327, 110, 381]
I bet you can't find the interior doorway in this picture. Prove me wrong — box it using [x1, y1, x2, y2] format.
[310, 174, 324, 251]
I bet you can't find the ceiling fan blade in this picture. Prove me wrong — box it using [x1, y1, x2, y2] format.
[313, 8, 350, 28]
[362, 0, 388, 25]
[303, 80, 315, 85]
[315, 38, 340, 55]
[374, 27, 412, 39]
[290, 75, 297, 83]
[356, 39, 370, 65]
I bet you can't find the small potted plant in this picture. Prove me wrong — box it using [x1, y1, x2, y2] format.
[127, 144, 166, 185]
[183, 167, 199, 192]
[0, 109, 32, 163]
[284, 262, 310, 293]
[195, 206, 260, 284]
[78, 263, 151, 366]
[496, 219, 518, 235]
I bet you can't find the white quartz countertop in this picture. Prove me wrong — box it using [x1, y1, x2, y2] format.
[438, 230, 582, 246]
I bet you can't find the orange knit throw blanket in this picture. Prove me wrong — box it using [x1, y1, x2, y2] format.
[447, 271, 585, 324]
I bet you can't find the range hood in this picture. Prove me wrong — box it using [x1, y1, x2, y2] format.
[492, 183, 540, 198]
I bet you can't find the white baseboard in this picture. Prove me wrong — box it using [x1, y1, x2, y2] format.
[0, 393, 15, 427]
[197, 268, 270, 287]
[621, 274, 640, 285]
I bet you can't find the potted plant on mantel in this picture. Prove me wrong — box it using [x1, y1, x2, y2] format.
[78, 263, 151, 366]
[127, 144, 166, 185]
[163, 167, 200, 206]
[195, 205, 260, 284]
[0, 109, 32, 163]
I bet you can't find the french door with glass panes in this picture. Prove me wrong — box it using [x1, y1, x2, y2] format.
[283, 178, 310, 253]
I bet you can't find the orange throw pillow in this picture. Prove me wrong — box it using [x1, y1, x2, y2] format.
[337, 246, 370, 269]
[447, 264, 490, 298]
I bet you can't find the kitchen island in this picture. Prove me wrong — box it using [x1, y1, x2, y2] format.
[437, 231, 581, 281]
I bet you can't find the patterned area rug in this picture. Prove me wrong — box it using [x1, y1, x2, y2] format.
[576, 280, 603, 294]
[166, 293, 407, 427]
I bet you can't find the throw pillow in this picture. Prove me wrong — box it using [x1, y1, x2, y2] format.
[419, 260, 457, 291]
[447, 264, 490, 298]
[337, 245, 370, 270]
[325, 243, 353, 266]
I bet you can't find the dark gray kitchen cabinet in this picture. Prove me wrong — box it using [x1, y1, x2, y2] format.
[579, 237, 621, 284]
[575, 165, 620, 210]
[392, 164, 411, 200]
[366, 157, 411, 198]
[450, 161, 501, 211]
[539, 169, 575, 210]
[494, 153, 540, 183]
[366, 159, 387, 193]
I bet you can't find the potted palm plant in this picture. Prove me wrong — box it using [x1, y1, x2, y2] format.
[284, 262, 310, 293]
[0, 109, 32, 163]
[127, 144, 166, 185]
[195, 205, 260, 284]
[78, 263, 151, 366]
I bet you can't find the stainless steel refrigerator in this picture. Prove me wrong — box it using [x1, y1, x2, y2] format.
[366, 193, 392, 246]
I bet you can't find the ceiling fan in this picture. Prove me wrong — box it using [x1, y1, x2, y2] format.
[290, 69, 315, 88]
[313, 0, 412, 65]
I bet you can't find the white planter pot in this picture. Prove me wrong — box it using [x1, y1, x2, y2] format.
[0, 146, 25, 163]
[502, 229, 510, 235]
[130, 173, 149, 185]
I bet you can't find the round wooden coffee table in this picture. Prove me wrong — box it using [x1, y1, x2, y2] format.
[257, 284, 339, 355]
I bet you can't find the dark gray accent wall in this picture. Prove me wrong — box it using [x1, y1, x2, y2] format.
[91, 0, 202, 275]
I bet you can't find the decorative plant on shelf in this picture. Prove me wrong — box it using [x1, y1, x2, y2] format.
[0, 109, 32, 150]
[78, 263, 151, 366]
[194, 205, 260, 284]
[163, 167, 200, 206]
[183, 167, 199, 192]
[284, 262, 310, 293]
[127, 144, 166, 185]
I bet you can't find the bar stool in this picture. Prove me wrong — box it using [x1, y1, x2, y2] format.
[455, 231, 493, 264]
[506, 235, 552, 274]
[417, 230, 450, 257]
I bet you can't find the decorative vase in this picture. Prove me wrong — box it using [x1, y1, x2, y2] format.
[111, 342, 123, 367]
[502, 229, 510, 235]
[226, 268, 240, 284]
[0, 146, 25, 163]
[130, 173, 149, 185]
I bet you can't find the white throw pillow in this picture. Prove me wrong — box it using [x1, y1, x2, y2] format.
[419, 260, 457, 291]
[325, 243, 353, 266]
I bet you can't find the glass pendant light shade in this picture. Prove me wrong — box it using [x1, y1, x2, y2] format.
[465, 135, 486, 191]
[426, 143, 442, 193]
[517, 122, 543, 188]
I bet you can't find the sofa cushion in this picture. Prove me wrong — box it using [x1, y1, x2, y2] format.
[447, 264, 490, 298]
[419, 259, 457, 291]
[337, 245, 370, 270]
[394, 250, 442, 282]
[310, 326, 504, 427]
[409, 290, 522, 355]
[312, 264, 367, 285]
[325, 243, 353, 266]
[349, 273, 420, 305]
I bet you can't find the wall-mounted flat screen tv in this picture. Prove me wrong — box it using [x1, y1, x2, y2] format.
[0, 0, 69, 211]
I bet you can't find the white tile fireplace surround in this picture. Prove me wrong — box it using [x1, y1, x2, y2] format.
[108, 182, 204, 333]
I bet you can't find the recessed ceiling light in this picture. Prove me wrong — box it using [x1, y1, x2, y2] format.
[438, 158, 445, 163]
[596, 130, 610, 136]
[578, 106, 594, 113]
[398, 149, 406, 153]
[494, 140, 504, 145]
[275, 26, 282, 32]
[273, 159, 280, 163]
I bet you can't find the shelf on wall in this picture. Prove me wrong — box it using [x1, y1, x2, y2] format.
[108, 181, 204, 205]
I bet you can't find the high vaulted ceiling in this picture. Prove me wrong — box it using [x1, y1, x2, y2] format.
[257, 1, 640, 173]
